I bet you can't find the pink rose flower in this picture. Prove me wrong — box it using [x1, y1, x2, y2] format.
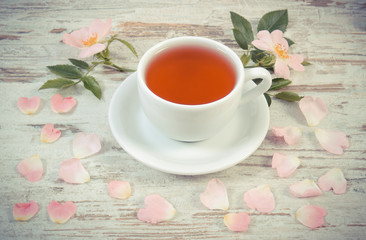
[62, 19, 112, 58]
[251, 30, 305, 78]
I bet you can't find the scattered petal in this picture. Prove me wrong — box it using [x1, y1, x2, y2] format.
[224, 212, 250, 232]
[200, 178, 229, 210]
[299, 96, 328, 126]
[290, 179, 322, 198]
[13, 201, 39, 221]
[40, 123, 61, 143]
[272, 126, 302, 145]
[59, 158, 90, 184]
[73, 132, 102, 159]
[137, 194, 176, 224]
[108, 181, 131, 199]
[272, 152, 301, 178]
[318, 168, 347, 194]
[315, 129, 349, 155]
[48, 200, 77, 224]
[296, 205, 327, 229]
[243, 184, 275, 213]
[17, 155, 43, 182]
[17, 96, 41, 114]
[51, 94, 77, 113]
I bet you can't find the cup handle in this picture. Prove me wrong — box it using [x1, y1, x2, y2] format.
[241, 67, 272, 104]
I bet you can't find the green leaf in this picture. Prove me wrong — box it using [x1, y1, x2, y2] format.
[251, 50, 267, 63]
[240, 52, 252, 66]
[81, 76, 102, 99]
[69, 58, 89, 70]
[264, 93, 272, 106]
[285, 37, 295, 46]
[47, 64, 82, 79]
[275, 91, 303, 102]
[250, 50, 276, 68]
[39, 78, 77, 90]
[257, 9, 288, 33]
[232, 29, 249, 50]
[269, 78, 292, 91]
[302, 60, 311, 66]
[115, 38, 138, 57]
[230, 11, 254, 50]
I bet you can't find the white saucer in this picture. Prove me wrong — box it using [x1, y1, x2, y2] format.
[108, 73, 269, 175]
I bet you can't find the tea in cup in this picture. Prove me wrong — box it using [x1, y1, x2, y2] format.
[137, 36, 272, 142]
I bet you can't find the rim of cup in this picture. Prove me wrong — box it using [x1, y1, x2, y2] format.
[137, 36, 245, 109]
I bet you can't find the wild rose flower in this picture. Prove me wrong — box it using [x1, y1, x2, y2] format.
[251, 30, 304, 79]
[62, 19, 112, 58]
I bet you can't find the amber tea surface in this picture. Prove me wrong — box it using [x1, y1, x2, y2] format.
[145, 46, 236, 105]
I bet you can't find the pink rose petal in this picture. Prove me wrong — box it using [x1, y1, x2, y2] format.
[73, 132, 102, 159]
[272, 152, 301, 178]
[59, 158, 90, 184]
[296, 205, 327, 229]
[288, 54, 305, 72]
[290, 179, 322, 198]
[318, 168, 347, 194]
[137, 194, 176, 224]
[13, 201, 39, 221]
[40, 123, 61, 143]
[274, 58, 291, 79]
[108, 181, 131, 199]
[315, 129, 349, 155]
[17, 155, 43, 182]
[272, 126, 302, 145]
[48, 200, 77, 224]
[243, 184, 275, 213]
[299, 96, 328, 126]
[79, 43, 106, 58]
[200, 178, 229, 210]
[51, 94, 77, 113]
[17, 96, 41, 114]
[224, 212, 250, 232]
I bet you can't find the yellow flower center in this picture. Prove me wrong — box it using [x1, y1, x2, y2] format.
[275, 44, 289, 59]
[82, 33, 98, 47]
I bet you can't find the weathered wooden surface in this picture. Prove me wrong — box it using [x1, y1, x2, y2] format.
[0, 0, 365, 239]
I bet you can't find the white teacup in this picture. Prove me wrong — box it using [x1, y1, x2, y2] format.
[137, 36, 272, 142]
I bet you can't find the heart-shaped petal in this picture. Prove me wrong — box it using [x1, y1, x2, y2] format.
[318, 168, 347, 194]
[137, 194, 176, 224]
[17, 96, 41, 114]
[272, 152, 301, 178]
[296, 205, 327, 229]
[48, 200, 77, 224]
[299, 96, 328, 126]
[315, 129, 349, 155]
[224, 212, 250, 232]
[17, 155, 43, 182]
[40, 123, 61, 143]
[108, 181, 131, 199]
[73, 132, 101, 159]
[59, 158, 90, 184]
[243, 184, 275, 213]
[13, 201, 39, 221]
[51, 94, 77, 113]
[200, 178, 229, 210]
[290, 179, 322, 198]
[272, 126, 302, 145]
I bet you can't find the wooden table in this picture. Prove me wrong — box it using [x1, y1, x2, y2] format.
[1, 0, 365, 239]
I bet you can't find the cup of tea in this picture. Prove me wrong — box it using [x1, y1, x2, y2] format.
[137, 36, 272, 142]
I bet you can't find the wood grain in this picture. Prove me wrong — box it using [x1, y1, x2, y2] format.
[0, 0, 365, 239]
